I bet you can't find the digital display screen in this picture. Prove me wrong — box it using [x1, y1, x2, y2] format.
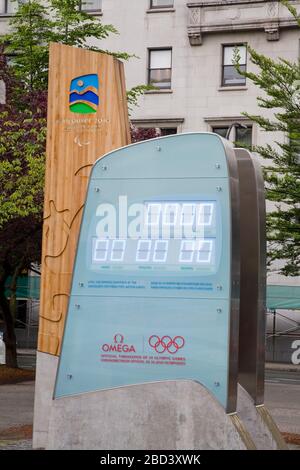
[92, 238, 215, 265]
[91, 201, 218, 271]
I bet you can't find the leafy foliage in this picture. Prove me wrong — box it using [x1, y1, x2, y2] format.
[1, 0, 131, 92]
[131, 125, 161, 143]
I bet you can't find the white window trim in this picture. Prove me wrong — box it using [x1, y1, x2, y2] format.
[221, 43, 247, 88]
[131, 118, 184, 134]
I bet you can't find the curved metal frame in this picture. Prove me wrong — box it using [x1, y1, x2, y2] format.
[221, 138, 241, 413]
[235, 148, 266, 405]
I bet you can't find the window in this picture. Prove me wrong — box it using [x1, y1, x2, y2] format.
[80, 0, 102, 12]
[150, 0, 174, 8]
[0, 0, 15, 14]
[213, 125, 252, 148]
[222, 44, 247, 87]
[160, 128, 177, 136]
[148, 49, 172, 90]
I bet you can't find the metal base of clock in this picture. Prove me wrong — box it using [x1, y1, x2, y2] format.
[33, 352, 284, 450]
[33, 352, 286, 450]
[236, 386, 288, 450]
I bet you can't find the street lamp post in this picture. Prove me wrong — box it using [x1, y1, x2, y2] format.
[226, 122, 248, 141]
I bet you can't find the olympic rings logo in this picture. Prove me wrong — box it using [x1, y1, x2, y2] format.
[148, 335, 185, 354]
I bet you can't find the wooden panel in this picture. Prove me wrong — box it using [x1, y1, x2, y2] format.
[38, 43, 131, 355]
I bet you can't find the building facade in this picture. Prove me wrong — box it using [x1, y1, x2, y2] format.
[94, 0, 300, 149]
[91, 0, 300, 287]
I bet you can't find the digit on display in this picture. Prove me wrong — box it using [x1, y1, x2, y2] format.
[197, 240, 213, 264]
[179, 240, 195, 263]
[93, 239, 109, 262]
[111, 240, 126, 262]
[136, 240, 152, 262]
[153, 240, 169, 263]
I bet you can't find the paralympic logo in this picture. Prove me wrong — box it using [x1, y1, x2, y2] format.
[149, 335, 185, 354]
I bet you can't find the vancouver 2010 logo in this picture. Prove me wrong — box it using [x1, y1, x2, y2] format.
[149, 335, 185, 354]
[69, 74, 99, 114]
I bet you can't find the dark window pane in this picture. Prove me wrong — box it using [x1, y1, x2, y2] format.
[213, 126, 252, 147]
[149, 68, 171, 89]
[223, 65, 246, 86]
[212, 127, 228, 139]
[236, 126, 252, 147]
[151, 0, 174, 8]
[160, 128, 177, 136]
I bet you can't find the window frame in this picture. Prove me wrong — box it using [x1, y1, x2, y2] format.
[148, 47, 173, 90]
[0, 0, 11, 15]
[221, 43, 247, 88]
[160, 127, 177, 136]
[150, 0, 174, 9]
[212, 124, 253, 148]
[79, 0, 102, 13]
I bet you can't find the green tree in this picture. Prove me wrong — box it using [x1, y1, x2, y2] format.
[234, 0, 300, 276]
[3, 0, 130, 93]
[0, 0, 145, 367]
[0, 51, 45, 366]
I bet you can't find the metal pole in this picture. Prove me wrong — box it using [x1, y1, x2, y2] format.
[273, 309, 276, 362]
[226, 122, 248, 141]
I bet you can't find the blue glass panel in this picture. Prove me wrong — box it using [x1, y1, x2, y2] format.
[55, 133, 234, 410]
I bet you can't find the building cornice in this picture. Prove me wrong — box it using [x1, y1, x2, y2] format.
[131, 118, 185, 125]
[187, 0, 300, 45]
[187, 1, 269, 6]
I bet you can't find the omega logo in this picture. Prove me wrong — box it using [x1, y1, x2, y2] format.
[101, 334, 136, 353]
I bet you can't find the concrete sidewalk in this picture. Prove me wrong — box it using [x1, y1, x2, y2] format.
[0, 381, 35, 433]
[266, 362, 300, 372]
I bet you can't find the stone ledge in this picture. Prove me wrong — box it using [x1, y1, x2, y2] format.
[131, 118, 184, 125]
[144, 89, 173, 94]
[218, 86, 248, 92]
[187, 1, 300, 45]
[146, 8, 176, 14]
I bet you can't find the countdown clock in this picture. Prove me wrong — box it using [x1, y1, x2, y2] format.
[55, 133, 240, 413]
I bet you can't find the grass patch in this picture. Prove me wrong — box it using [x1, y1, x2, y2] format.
[0, 424, 33, 440]
[282, 432, 300, 445]
[0, 365, 35, 385]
